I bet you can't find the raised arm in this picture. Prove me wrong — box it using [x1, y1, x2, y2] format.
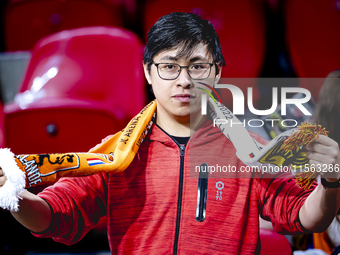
[299, 135, 340, 232]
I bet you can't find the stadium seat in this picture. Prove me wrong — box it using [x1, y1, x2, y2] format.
[284, 0, 340, 101]
[260, 228, 292, 255]
[4, 99, 126, 154]
[143, 0, 266, 108]
[4, 26, 145, 154]
[5, 0, 124, 51]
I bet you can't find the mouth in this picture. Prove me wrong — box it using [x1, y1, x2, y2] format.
[173, 94, 196, 103]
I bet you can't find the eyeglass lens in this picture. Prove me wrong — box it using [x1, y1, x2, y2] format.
[157, 63, 212, 80]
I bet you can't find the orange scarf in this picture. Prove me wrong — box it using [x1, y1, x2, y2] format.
[0, 98, 325, 212]
[0, 100, 156, 211]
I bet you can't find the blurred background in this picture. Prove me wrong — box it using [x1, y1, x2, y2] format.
[0, 0, 339, 254]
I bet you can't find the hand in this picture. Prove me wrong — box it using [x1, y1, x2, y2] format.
[0, 168, 7, 187]
[306, 135, 340, 181]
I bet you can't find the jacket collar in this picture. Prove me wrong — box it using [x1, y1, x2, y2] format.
[146, 118, 230, 148]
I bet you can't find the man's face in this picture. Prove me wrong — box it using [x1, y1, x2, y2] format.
[144, 43, 221, 121]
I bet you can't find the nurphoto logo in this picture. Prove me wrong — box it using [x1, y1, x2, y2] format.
[199, 83, 312, 128]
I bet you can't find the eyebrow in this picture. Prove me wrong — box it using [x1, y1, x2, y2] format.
[159, 56, 178, 61]
[158, 55, 210, 62]
[189, 56, 209, 62]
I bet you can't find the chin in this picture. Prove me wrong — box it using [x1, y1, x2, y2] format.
[174, 110, 191, 118]
[176, 108, 201, 118]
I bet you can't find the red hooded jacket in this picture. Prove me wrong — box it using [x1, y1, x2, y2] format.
[33, 120, 314, 254]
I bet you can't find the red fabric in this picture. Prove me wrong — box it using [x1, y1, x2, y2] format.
[33, 122, 315, 254]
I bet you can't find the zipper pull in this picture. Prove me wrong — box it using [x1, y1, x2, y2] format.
[180, 145, 185, 156]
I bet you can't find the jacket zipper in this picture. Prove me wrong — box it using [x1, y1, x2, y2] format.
[196, 163, 209, 222]
[173, 144, 185, 255]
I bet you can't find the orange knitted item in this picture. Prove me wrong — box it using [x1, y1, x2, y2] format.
[14, 100, 156, 188]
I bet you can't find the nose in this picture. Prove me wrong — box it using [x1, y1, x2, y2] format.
[176, 67, 192, 88]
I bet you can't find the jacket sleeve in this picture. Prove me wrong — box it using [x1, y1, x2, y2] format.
[31, 172, 108, 245]
[249, 130, 317, 234]
[255, 172, 317, 235]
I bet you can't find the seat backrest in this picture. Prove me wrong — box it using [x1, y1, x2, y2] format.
[17, 26, 145, 119]
[5, 0, 124, 51]
[284, 0, 340, 101]
[4, 98, 125, 154]
[5, 26, 145, 154]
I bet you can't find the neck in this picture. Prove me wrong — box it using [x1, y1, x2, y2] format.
[156, 109, 207, 137]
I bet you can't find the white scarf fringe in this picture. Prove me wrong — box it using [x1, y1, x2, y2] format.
[0, 148, 26, 212]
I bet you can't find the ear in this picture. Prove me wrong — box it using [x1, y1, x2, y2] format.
[143, 63, 152, 85]
[214, 64, 222, 85]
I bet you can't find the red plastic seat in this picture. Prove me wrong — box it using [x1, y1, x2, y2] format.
[5, 99, 125, 154]
[5, 0, 124, 51]
[284, 0, 340, 101]
[260, 228, 292, 255]
[4, 26, 145, 154]
[19, 26, 145, 120]
[143, 0, 265, 108]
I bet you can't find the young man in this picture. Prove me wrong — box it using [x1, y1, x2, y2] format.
[1, 12, 340, 254]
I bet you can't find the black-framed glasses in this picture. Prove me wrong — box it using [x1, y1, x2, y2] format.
[153, 62, 214, 80]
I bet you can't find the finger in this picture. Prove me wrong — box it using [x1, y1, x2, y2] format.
[306, 150, 325, 162]
[306, 135, 338, 150]
[307, 151, 337, 165]
[0, 176, 7, 186]
[308, 159, 324, 169]
[306, 143, 329, 155]
[306, 143, 339, 159]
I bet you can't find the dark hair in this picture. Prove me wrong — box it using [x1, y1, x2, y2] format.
[143, 12, 225, 72]
[314, 69, 340, 144]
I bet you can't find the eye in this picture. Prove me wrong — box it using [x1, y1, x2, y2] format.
[191, 64, 204, 70]
[165, 64, 176, 70]
[158, 64, 178, 71]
